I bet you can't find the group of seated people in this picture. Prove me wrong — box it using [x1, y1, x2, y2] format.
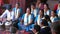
[0, 0, 60, 34]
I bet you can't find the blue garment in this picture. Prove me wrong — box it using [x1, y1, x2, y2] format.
[54, 17, 59, 22]
[34, 15, 43, 24]
[50, 17, 59, 23]
[48, 21, 51, 27]
[18, 13, 34, 31]
[12, 7, 23, 17]
[56, 9, 59, 14]
[44, 10, 51, 16]
[41, 26, 51, 34]
[31, 8, 39, 17]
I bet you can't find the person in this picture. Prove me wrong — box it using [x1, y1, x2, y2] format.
[12, 3, 23, 20]
[0, 6, 4, 15]
[34, 0, 42, 17]
[31, 3, 35, 17]
[54, 1, 60, 12]
[32, 25, 41, 34]
[31, 3, 39, 17]
[40, 19, 51, 34]
[44, 15, 51, 27]
[34, 9, 44, 26]
[36, 0, 41, 8]
[51, 21, 60, 34]
[18, 7, 34, 31]
[38, 2, 44, 9]
[0, 0, 4, 6]
[50, 10, 59, 23]
[0, 5, 14, 21]
[56, 1, 60, 19]
[44, 3, 51, 16]
[12, 3, 23, 29]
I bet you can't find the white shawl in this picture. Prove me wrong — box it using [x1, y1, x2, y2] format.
[24, 13, 31, 25]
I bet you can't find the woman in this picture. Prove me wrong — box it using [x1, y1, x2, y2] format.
[18, 7, 34, 31]
[40, 19, 51, 34]
[44, 3, 51, 16]
[56, 1, 60, 19]
[50, 10, 59, 23]
[35, 9, 44, 26]
[12, 3, 23, 20]
[44, 15, 51, 27]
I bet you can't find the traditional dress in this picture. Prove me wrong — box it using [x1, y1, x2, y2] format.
[18, 13, 34, 31]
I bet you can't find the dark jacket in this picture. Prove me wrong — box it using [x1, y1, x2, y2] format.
[40, 26, 51, 34]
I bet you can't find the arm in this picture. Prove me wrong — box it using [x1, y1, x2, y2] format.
[0, 10, 7, 18]
[34, 16, 38, 25]
[11, 11, 15, 20]
[20, 14, 24, 24]
[18, 8, 23, 18]
[18, 11, 20, 18]
[27, 15, 34, 25]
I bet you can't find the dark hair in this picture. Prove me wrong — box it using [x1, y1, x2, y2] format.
[44, 3, 50, 9]
[44, 15, 51, 21]
[41, 19, 48, 26]
[39, 9, 44, 17]
[59, 1, 60, 3]
[31, 3, 35, 7]
[26, 7, 31, 12]
[16, 2, 20, 6]
[34, 25, 41, 32]
[52, 10, 58, 17]
[51, 21, 60, 34]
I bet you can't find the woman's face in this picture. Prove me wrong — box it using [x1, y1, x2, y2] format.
[51, 11, 55, 16]
[26, 8, 30, 14]
[44, 4, 48, 9]
[31, 5, 34, 9]
[39, 3, 42, 8]
[39, 10, 43, 16]
[15, 4, 19, 8]
[58, 3, 60, 7]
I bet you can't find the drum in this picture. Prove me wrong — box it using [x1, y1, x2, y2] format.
[5, 21, 12, 31]
[0, 22, 5, 31]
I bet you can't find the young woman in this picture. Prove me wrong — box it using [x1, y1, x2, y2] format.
[50, 10, 59, 23]
[12, 3, 23, 20]
[44, 3, 51, 16]
[56, 1, 60, 19]
[44, 15, 51, 27]
[18, 7, 34, 31]
[35, 9, 44, 26]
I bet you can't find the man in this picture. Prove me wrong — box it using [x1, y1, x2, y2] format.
[40, 19, 51, 34]
[32, 25, 41, 34]
[51, 21, 60, 34]
[0, 5, 14, 21]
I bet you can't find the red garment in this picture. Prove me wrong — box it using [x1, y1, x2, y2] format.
[54, 4, 58, 11]
[0, 0, 4, 6]
[20, 30, 30, 34]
